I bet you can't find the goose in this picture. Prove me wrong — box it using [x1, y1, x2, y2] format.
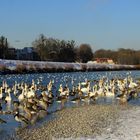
[56, 94, 68, 103]
[128, 90, 138, 100]
[40, 91, 53, 104]
[90, 92, 98, 103]
[0, 103, 2, 111]
[81, 94, 90, 103]
[0, 118, 6, 124]
[38, 98, 48, 110]
[25, 100, 37, 112]
[14, 111, 29, 125]
[0, 103, 3, 114]
[69, 86, 77, 96]
[23, 105, 38, 125]
[71, 96, 81, 105]
[1, 96, 7, 104]
[13, 101, 20, 111]
[41, 91, 49, 102]
[116, 91, 128, 105]
[47, 91, 54, 100]
[31, 102, 48, 119]
[38, 109, 47, 119]
[71, 89, 83, 104]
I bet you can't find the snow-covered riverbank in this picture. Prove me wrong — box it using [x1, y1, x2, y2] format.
[0, 59, 138, 74]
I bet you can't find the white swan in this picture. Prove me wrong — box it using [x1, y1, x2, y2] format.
[26, 87, 35, 98]
[5, 88, 12, 102]
[0, 87, 3, 99]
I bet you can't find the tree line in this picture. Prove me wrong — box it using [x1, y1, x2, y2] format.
[0, 34, 140, 65]
[32, 34, 93, 63]
[94, 48, 140, 65]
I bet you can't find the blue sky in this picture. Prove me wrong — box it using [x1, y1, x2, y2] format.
[0, 0, 140, 51]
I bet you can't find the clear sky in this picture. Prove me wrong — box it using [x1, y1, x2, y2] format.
[0, 0, 140, 51]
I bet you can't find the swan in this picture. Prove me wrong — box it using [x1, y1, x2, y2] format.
[18, 89, 25, 102]
[0, 87, 3, 99]
[26, 87, 35, 98]
[5, 88, 12, 102]
[104, 84, 115, 97]
[80, 83, 90, 95]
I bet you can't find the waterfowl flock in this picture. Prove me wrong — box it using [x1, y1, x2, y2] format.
[0, 72, 140, 127]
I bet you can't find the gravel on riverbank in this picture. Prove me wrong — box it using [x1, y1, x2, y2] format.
[16, 104, 121, 140]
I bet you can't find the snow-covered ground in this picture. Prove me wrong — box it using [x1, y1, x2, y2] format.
[0, 59, 135, 71]
[95, 107, 140, 140]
